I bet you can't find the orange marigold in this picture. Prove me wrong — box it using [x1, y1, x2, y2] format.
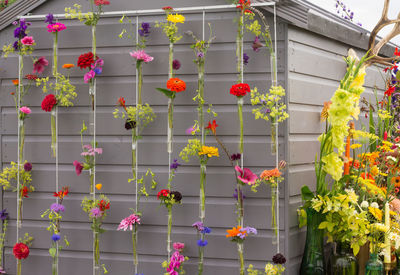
[12, 79, 19, 86]
[226, 226, 242, 238]
[260, 168, 281, 180]
[62, 63, 75, 69]
[166, 78, 186, 93]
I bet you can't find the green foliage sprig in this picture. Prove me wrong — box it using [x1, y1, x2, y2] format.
[250, 86, 289, 123]
[36, 73, 77, 107]
[0, 161, 33, 193]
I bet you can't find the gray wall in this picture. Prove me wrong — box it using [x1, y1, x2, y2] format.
[0, 0, 288, 274]
[286, 25, 386, 274]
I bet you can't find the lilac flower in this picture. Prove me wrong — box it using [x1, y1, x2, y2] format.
[237, 226, 257, 239]
[24, 162, 32, 172]
[33, 57, 49, 74]
[52, 233, 61, 242]
[235, 165, 258, 185]
[138, 22, 151, 37]
[170, 159, 181, 170]
[45, 13, 54, 24]
[173, 59, 181, 70]
[243, 53, 249, 65]
[50, 203, 65, 213]
[117, 214, 141, 231]
[201, 227, 211, 234]
[192, 221, 205, 232]
[244, 226, 257, 235]
[90, 207, 102, 218]
[197, 239, 208, 247]
[130, 50, 154, 63]
[0, 209, 8, 221]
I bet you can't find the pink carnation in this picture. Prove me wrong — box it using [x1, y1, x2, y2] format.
[129, 50, 154, 63]
[47, 23, 66, 33]
[19, 106, 31, 114]
[117, 214, 141, 231]
[21, 36, 35, 46]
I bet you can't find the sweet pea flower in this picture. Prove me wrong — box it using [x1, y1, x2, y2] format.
[73, 160, 83, 176]
[84, 70, 95, 83]
[235, 165, 258, 185]
[33, 57, 49, 74]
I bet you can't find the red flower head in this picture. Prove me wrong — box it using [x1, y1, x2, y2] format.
[166, 78, 186, 92]
[53, 186, 69, 199]
[230, 83, 250, 97]
[77, 52, 95, 70]
[98, 200, 110, 211]
[236, 0, 251, 12]
[20, 186, 29, 198]
[94, 0, 110, 6]
[385, 86, 396, 97]
[157, 189, 170, 200]
[13, 243, 29, 260]
[206, 120, 219, 135]
[25, 74, 38, 80]
[41, 94, 57, 112]
[117, 97, 127, 110]
[395, 47, 400, 57]
[162, 6, 173, 11]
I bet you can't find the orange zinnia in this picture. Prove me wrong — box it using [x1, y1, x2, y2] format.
[226, 226, 242, 238]
[62, 63, 75, 69]
[12, 79, 19, 86]
[166, 78, 186, 92]
[392, 176, 400, 188]
[260, 168, 281, 180]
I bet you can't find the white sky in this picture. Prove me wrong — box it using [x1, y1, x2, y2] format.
[306, 0, 400, 45]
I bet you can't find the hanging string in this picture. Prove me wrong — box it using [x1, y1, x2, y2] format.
[134, 15, 139, 275]
[16, 54, 22, 243]
[240, 17, 244, 171]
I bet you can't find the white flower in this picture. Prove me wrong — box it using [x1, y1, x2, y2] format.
[371, 202, 379, 209]
[360, 201, 369, 209]
[387, 156, 398, 162]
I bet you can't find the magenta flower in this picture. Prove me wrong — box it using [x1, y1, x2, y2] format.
[47, 23, 66, 33]
[21, 36, 34, 45]
[235, 165, 258, 185]
[129, 50, 154, 63]
[90, 207, 102, 218]
[33, 57, 49, 74]
[173, 242, 184, 252]
[73, 160, 83, 176]
[252, 36, 263, 52]
[84, 70, 95, 83]
[19, 106, 31, 114]
[117, 214, 141, 231]
[81, 144, 103, 156]
[185, 126, 195, 135]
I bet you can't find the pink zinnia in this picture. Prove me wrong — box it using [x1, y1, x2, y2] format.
[129, 50, 154, 63]
[117, 214, 141, 231]
[19, 106, 31, 114]
[47, 23, 67, 33]
[21, 36, 35, 46]
[84, 70, 95, 83]
[73, 160, 83, 176]
[33, 57, 49, 74]
[235, 166, 258, 185]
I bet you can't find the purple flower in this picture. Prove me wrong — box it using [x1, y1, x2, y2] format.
[201, 226, 211, 234]
[33, 57, 49, 74]
[50, 203, 65, 213]
[24, 162, 32, 172]
[235, 166, 258, 185]
[13, 41, 19, 50]
[243, 53, 249, 65]
[233, 188, 246, 201]
[244, 226, 257, 235]
[94, 67, 102, 75]
[192, 221, 205, 232]
[52, 233, 61, 242]
[186, 126, 195, 135]
[252, 36, 263, 52]
[90, 207, 102, 218]
[197, 239, 208, 247]
[138, 22, 151, 37]
[230, 153, 241, 161]
[0, 209, 8, 221]
[197, 52, 204, 58]
[45, 13, 54, 24]
[73, 160, 83, 176]
[173, 59, 181, 70]
[272, 253, 286, 264]
[170, 159, 181, 170]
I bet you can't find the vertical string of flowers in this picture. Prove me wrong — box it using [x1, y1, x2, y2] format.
[155, 6, 185, 259]
[41, 187, 70, 275]
[66, 1, 109, 274]
[0, 209, 8, 273]
[181, 27, 215, 274]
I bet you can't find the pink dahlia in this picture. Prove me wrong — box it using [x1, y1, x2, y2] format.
[19, 106, 31, 114]
[21, 36, 35, 45]
[129, 50, 154, 63]
[47, 23, 67, 33]
[235, 165, 258, 185]
[117, 214, 141, 231]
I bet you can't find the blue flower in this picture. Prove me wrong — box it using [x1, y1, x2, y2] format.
[0, 209, 8, 221]
[170, 159, 181, 170]
[201, 227, 211, 234]
[197, 239, 208, 247]
[94, 67, 102, 75]
[52, 234, 61, 242]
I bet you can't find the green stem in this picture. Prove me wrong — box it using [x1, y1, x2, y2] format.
[198, 239, 204, 275]
[237, 185, 244, 227]
[168, 98, 174, 154]
[238, 243, 244, 275]
[90, 170, 95, 195]
[236, 13, 244, 83]
[94, 230, 100, 266]
[0, 220, 8, 267]
[198, 62, 205, 145]
[238, 98, 244, 155]
[51, 111, 57, 157]
[52, 251, 58, 275]
[132, 131, 137, 182]
[132, 225, 138, 270]
[169, 43, 173, 79]
[17, 259, 21, 275]
[271, 185, 277, 240]
[199, 164, 206, 222]
[271, 121, 277, 155]
[167, 206, 172, 259]
[137, 62, 143, 105]
[53, 32, 58, 77]
[92, 25, 97, 56]
[18, 192, 23, 228]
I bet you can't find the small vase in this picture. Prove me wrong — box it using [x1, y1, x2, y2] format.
[329, 242, 358, 275]
[299, 208, 325, 275]
[365, 253, 383, 275]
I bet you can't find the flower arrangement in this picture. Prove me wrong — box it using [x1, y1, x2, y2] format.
[247, 253, 286, 275]
[41, 187, 70, 275]
[13, 233, 33, 275]
[0, 209, 8, 273]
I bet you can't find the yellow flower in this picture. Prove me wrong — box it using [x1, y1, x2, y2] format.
[321, 152, 343, 181]
[370, 166, 379, 177]
[350, 144, 362, 149]
[167, 14, 185, 23]
[369, 206, 383, 221]
[350, 66, 366, 90]
[371, 222, 389, 233]
[198, 146, 219, 158]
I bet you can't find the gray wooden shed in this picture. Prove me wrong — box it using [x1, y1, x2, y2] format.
[0, 0, 392, 274]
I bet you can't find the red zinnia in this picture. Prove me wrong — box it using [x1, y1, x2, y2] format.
[162, 6, 173, 11]
[41, 94, 57, 112]
[166, 78, 186, 93]
[94, 0, 110, 5]
[205, 120, 218, 135]
[13, 243, 29, 260]
[230, 83, 250, 97]
[157, 189, 170, 199]
[77, 52, 95, 70]
[25, 74, 38, 80]
[98, 200, 110, 211]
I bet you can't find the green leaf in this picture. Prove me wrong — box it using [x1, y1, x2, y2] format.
[301, 185, 314, 202]
[156, 88, 174, 99]
[49, 247, 56, 257]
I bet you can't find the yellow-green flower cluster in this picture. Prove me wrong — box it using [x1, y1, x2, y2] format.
[250, 86, 289, 123]
[179, 138, 202, 162]
[0, 161, 33, 191]
[323, 54, 367, 181]
[155, 13, 184, 43]
[65, 4, 96, 26]
[36, 73, 77, 107]
[113, 103, 156, 134]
